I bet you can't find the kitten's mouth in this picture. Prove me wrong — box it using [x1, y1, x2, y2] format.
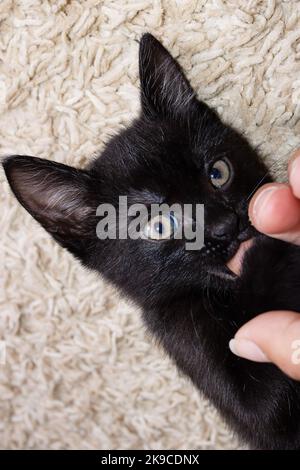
[226, 238, 254, 276]
[206, 237, 255, 280]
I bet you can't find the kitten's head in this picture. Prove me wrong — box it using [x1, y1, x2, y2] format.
[3, 34, 270, 305]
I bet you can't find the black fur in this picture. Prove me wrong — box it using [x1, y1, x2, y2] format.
[3, 34, 300, 449]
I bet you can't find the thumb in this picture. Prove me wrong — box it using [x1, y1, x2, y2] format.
[229, 311, 300, 380]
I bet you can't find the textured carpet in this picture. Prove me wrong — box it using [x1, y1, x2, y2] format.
[1, 0, 300, 450]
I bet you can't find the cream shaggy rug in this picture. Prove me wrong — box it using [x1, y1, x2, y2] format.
[1, 0, 300, 450]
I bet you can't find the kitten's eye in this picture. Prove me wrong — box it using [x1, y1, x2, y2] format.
[144, 213, 178, 241]
[209, 159, 231, 188]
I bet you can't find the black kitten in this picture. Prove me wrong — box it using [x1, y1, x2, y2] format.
[3, 34, 300, 450]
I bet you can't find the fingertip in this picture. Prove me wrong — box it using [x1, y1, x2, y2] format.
[234, 311, 300, 380]
[288, 149, 300, 175]
[229, 338, 269, 363]
[289, 154, 300, 199]
[248, 183, 279, 226]
[249, 183, 298, 234]
[248, 183, 277, 222]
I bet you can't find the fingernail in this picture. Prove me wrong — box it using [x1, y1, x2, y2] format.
[290, 156, 300, 184]
[251, 187, 279, 225]
[229, 338, 270, 363]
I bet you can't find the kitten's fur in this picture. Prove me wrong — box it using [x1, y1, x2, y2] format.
[3, 34, 300, 450]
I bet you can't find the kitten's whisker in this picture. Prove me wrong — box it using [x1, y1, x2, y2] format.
[190, 304, 200, 342]
[246, 171, 270, 202]
[246, 160, 282, 202]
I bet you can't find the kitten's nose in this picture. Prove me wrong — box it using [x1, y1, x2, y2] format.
[211, 212, 238, 242]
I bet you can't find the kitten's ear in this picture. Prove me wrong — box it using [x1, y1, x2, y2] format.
[139, 33, 195, 119]
[3, 155, 98, 257]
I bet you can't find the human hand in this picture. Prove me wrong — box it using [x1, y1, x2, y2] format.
[229, 150, 300, 380]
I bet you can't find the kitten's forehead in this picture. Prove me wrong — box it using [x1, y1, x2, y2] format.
[98, 100, 259, 205]
[131, 113, 232, 167]
[100, 119, 213, 195]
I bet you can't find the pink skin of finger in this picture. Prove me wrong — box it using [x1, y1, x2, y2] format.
[228, 151, 300, 380]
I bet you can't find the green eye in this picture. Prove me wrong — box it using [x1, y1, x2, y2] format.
[144, 213, 178, 241]
[210, 159, 231, 188]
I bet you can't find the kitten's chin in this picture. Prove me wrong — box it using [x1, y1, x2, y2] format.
[226, 238, 254, 276]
